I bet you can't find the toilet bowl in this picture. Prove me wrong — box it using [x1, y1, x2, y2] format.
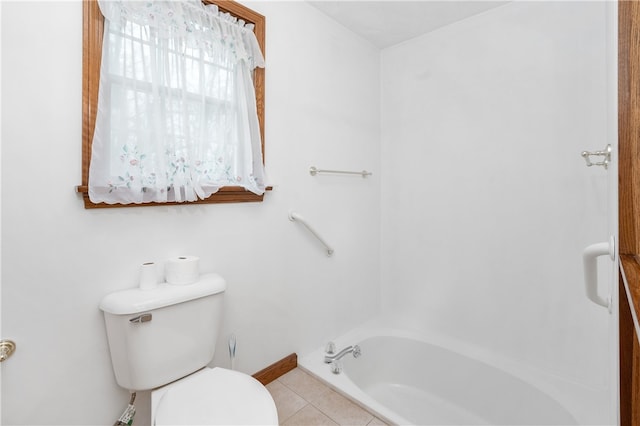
[152, 367, 278, 425]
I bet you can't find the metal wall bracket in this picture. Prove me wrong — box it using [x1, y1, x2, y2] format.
[581, 144, 612, 169]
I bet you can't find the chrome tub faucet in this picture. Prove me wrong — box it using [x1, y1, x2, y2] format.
[323, 344, 362, 363]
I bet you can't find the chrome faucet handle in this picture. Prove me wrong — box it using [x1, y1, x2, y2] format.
[325, 341, 336, 354]
[352, 345, 361, 359]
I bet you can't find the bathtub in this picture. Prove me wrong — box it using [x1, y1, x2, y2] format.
[299, 322, 610, 425]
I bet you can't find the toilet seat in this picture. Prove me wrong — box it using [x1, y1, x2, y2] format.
[153, 367, 278, 425]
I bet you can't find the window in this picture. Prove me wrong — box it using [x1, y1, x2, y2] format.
[80, 0, 267, 208]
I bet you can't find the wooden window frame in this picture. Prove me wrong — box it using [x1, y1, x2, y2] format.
[79, 0, 267, 208]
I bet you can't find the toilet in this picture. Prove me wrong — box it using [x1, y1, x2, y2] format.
[99, 273, 278, 425]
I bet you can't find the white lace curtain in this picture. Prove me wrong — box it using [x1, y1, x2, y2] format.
[89, 0, 266, 204]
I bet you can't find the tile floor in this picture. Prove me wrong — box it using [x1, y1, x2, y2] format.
[266, 368, 388, 426]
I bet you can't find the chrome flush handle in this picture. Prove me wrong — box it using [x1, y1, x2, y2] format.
[129, 313, 152, 324]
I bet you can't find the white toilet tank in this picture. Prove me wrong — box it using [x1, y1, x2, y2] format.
[99, 273, 226, 391]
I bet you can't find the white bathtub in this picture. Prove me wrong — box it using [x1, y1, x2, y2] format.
[299, 322, 610, 425]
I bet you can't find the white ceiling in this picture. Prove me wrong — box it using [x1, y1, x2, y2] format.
[308, 1, 508, 49]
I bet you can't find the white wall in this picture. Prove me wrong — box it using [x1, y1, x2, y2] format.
[381, 1, 612, 390]
[0, 1, 380, 424]
[2, 0, 615, 424]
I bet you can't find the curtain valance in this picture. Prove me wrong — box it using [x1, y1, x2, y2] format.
[97, 0, 264, 68]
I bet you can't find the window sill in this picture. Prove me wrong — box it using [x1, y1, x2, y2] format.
[75, 185, 272, 209]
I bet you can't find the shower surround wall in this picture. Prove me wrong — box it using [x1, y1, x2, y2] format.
[381, 0, 612, 393]
[1, 1, 380, 424]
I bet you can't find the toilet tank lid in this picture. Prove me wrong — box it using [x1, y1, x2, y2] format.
[99, 273, 226, 315]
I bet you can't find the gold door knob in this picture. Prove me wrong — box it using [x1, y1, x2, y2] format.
[0, 340, 16, 362]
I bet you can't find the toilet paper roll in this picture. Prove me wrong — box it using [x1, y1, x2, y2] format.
[165, 256, 200, 285]
[139, 262, 158, 290]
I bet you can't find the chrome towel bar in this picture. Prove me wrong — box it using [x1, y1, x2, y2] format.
[289, 211, 334, 257]
[309, 166, 372, 178]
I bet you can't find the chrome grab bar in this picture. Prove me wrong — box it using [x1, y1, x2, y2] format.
[289, 211, 334, 257]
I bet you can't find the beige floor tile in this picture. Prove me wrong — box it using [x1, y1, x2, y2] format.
[312, 389, 374, 426]
[279, 368, 332, 402]
[267, 380, 308, 424]
[366, 417, 388, 426]
[283, 404, 339, 426]
[272, 368, 381, 426]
